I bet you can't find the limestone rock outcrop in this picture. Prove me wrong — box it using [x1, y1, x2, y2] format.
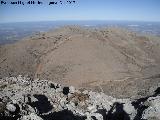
[0, 76, 160, 120]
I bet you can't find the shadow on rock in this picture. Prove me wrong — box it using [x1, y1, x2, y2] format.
[96, 102, 130, 120]
[40, 110, 87, 120]
[132, 87, 160, 120]
[106, 102, 130, 120]
[27, 94, 53, 114]
[154, 87, 160, 96]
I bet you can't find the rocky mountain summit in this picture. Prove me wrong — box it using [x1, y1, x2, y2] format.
[1, 26, 160, 99]
[0, 76, 160, 120]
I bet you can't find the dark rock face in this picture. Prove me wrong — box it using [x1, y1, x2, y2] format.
[0, 76, 160, 120]
[28, 94, 53, 114]
[0, 115, 21, 120]
[63, 87, 70, 95]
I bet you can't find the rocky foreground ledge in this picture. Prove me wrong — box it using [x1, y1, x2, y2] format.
[0, 76, 160, 120]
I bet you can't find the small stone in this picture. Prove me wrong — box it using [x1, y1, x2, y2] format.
[69, 86, 75, 93]
[6, 103, 16, 112]
[87, 105, 97, 112]
[21, 113, 43, 120]
[82, 90, 88, 94]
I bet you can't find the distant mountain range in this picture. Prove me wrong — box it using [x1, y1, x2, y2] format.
[0, 21, 160, 45]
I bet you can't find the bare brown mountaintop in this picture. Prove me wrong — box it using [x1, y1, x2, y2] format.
[0, 26, 160, 98]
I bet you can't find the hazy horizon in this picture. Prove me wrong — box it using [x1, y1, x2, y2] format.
[1, 20, 160, 24]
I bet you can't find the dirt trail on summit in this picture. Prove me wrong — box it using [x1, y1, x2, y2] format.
[34, 35, 72, 79]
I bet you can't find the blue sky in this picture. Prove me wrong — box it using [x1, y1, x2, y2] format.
[0, 0, 160, 23]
